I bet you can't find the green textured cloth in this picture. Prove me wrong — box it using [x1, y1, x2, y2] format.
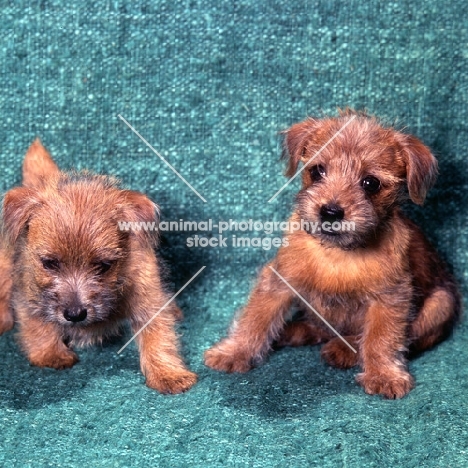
[1, 1, 468, 467]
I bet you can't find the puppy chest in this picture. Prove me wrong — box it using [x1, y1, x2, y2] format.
[293, 248, 394, 294]
[282, 235, 399, 294]
[303, 292, 367, 334]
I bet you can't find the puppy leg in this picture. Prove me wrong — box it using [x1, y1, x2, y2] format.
[275, 322, 332, 348]
[409, 287, 459, 354]
[321, 336, 360, 369]
[204, 263, 294, 373]
[18, 315, 78, 369]
[132, 306, 197, 394]
[128, 253, 197, 394]
[0, 249, 13, 335]
[0, 303, 13, 335]
[0, 278, 15, 335]
[356, 292, 414, 399]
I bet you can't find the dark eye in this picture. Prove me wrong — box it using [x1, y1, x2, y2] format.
[94, 261, 113, 275]
[41, 258, 60, 271]
[361, 176, 381, 194]
[309, 164, 326, 182]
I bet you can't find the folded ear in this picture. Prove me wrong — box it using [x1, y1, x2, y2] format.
[281, 118, 320, 177]
[120, 190, 160, 247]
[2, 187, 41, 243]
[397, 133, 438, 205]
[22, 139, 60, 188]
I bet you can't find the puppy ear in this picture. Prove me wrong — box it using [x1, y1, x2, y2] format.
[120, 190, 160, 247]
[282, 118, 320, 177]
[22, 139, 60, 188]
[397, 134, 438, 205]
[2, 187, 41, 243]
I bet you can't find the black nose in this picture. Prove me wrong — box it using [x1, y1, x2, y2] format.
[63, 307, 87, 323]
[320, 204, 345, 223]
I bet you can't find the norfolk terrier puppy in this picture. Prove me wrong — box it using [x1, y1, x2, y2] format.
[0, 140, 197, 394]
[205, 110, 461, 399]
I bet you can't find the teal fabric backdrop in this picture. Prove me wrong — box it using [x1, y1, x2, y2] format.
[0, 1, 467, 467]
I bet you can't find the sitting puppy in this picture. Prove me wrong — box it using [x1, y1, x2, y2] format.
[0, 140, 197, 394]
[205, 110, 461, 399]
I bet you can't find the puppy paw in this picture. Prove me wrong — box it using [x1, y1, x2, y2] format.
[204, 340, 254, 373]
[356, 369, 414, 399]
[321, 337, 359, 369]
[29, 348, 79, 370]
[145, 368, 197, 394]
[0, 312, 14, 335]
[274, 322, 327, 348]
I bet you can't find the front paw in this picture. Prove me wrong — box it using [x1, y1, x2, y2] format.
[145, 367, 197, 394]
[29, 348, 79, 370]
[204, 339, 254, 373]
[356, 369, 414, 399]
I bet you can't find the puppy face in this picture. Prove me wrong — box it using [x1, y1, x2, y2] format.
[3, 172, 158, 328]
[283, 111, 438, 249]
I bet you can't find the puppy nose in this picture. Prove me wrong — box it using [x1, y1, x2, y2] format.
[63, 307, 87, 323]
[320, 204, 345, 223]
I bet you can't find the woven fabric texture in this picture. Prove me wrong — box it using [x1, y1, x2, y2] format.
[0, 1, 468, 467]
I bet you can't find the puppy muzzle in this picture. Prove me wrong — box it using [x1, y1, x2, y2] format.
[63, 296, 88, 323]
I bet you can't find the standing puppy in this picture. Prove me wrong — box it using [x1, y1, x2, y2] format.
[205, 110, 461, 399]
[0, 140, 197, 394]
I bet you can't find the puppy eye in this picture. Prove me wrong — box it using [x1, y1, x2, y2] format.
[361, 176, 381, 194]
[41, 258, 60, 271]
[309, 164, 326, 181]
[94, 261, 113, 275]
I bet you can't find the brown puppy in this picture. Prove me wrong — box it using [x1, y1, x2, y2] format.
[205, 110, 461, 399]
[0, 139, 197, 394]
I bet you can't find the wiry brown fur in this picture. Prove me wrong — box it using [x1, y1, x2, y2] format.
[0, 242, 13, 335]
[205, 110, 461, 399]
[0, 139, 197, 394]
